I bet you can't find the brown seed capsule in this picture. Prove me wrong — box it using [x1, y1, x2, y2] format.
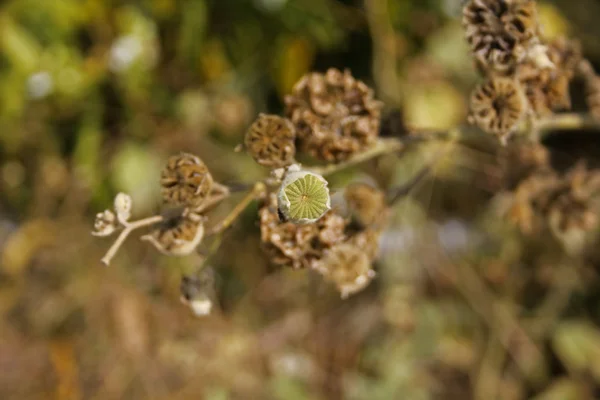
[313, 243, 376, 298]
[244, 114, 296, 168]
[585, 75, 600, 119]
[258, 193, 346, 269]
[141, 211, 205, 256]
[160, 153, 213, 209]
[463, 0, 539, 72]
[344, 183, 388, 228]
[469, 77, 527, 143]
[284, 68, 383, 162]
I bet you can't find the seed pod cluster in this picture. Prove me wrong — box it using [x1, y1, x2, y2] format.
[259, 181, 388, 297]
[507, 163, 600, 253]
[462, 0, 592, 143]
[284, 68, 383, 162]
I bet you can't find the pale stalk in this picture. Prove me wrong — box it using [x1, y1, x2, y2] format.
[101, 215, 164, 266]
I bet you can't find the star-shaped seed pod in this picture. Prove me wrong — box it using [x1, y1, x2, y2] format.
[141, 211, 205, 256]
[277, 165, 331, 224]
[469, 77, 528, 143]
[313, 243, 376, 299]
[244, 114, 296, 168]
[160, 153, 214, 210]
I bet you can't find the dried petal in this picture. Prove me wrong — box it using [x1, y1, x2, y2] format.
[114, 192, 132, 223]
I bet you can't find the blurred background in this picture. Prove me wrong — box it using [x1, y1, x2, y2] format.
[2, 0, 600, 399]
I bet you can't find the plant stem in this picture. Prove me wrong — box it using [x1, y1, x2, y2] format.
[209, 181, 267, 235]
[308, 138, 405, 177]
[101, 215, 164, 266]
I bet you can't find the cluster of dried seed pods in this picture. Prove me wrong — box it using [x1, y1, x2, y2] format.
[463, 0, 592, 142]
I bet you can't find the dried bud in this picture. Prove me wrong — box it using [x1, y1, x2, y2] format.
[114, 192, 132, 223]
[463, 0, 539, 72]
[245, 114, 296, 168]
[313, 243, 376, 299]
[160, 153, 213, 210]
[344, 183, 388, 228]
[180, 270, 216, 317]
[284, 68, 383, 162]
[469, 77, 527, 143]
[92, 210, 117, 237]
[141, 211, 205, 256]
[277, 165, 331, 224]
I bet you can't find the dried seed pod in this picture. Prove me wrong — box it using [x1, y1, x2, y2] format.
[344, 183, 387, 228]
[313, 243, 376, 299]
[160, 153, 213, 209]
[141, 211, 205, 256]
[92, 210, 117, 237]
[463, 0, 539, 73]
[244, 114, 296, 168]
[277, 165, 331, 224]
[469, 77, 527, 143]
[284, 68, 383, 162]
[585, 75, 600, 119]
[259, 193, 346, 269]
[516, 38, 582, 116]
[508, 164, 600, 253]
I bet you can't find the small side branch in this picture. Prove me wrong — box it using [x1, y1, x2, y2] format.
[101, 215, 164, 266]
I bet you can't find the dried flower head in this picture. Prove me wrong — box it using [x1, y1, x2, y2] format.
[284, 68, 383, 162]
[141, 211, 205, 256]
[245, 114, 296, 168]
[508, 164, 600, 252]
[516, 38, 581, 116]
[344, 183, 388, 228]
[277, 165, 331, 224]
[114, 192, 132, 224]
[259, 193, 346, 269]
[469, 77, 527, 143]
[313, 243, 376, 298]
[463, 0, 539, 72]
[92, 210, 117, 237]
[585, 74, 600, 119]
[160, 153, 214, 210]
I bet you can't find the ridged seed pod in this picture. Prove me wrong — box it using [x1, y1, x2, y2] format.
[277, 166, 331, 224]
[141, 211, 205, 256]
[245, 114, 296, 168]
[469, 77, 527, 143]
[160, 153, 213, 210]
[313, 243, 376, 299]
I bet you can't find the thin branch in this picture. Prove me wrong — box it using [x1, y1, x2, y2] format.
[101, 215, 164, 266]
[208, 182, 267, 235]
[308, 138, 405, 177]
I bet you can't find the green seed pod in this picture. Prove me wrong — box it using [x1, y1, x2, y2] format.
[277, 165, 331, 224]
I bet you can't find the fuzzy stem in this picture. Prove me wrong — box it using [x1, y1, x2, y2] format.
[101, 215, 164, 266]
